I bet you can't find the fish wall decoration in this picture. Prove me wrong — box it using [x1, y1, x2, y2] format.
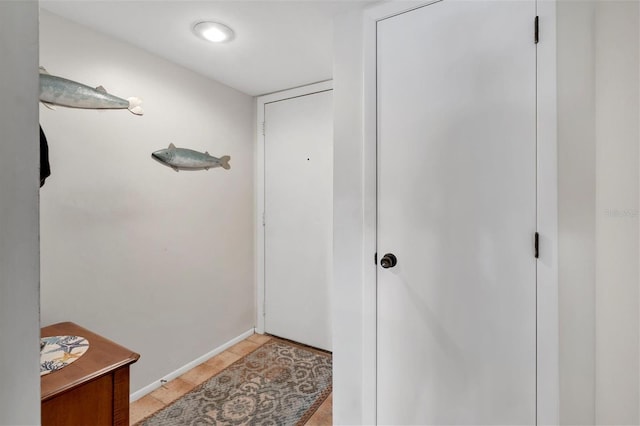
[152, 143, 231, 172]
[39, 67, 143, 115]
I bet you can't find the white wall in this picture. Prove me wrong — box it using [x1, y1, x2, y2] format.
[0, 2, 41, 424]
[558, 1, 640, 424]
[39, 11, 255, 394]
[593, 2, 639, 423]
[557, 1, 596, 423]
[333, 9, 366, 425]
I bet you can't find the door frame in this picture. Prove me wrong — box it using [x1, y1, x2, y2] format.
[255, 80, 334, 334]
[361, 1, 558, 424]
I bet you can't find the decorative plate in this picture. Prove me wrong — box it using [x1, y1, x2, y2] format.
[40, 335, 90, 376]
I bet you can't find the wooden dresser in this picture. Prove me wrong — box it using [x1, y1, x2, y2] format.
[41, 322, 140, 426]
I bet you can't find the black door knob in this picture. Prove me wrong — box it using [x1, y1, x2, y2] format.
[380, 253, 397, 269]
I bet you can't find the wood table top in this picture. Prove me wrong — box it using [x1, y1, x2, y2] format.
[41, 322, 140, 401]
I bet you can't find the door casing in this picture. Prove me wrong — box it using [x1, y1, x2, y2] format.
[360, 1, 559, 424]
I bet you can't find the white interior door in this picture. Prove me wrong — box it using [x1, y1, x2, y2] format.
[377, 1, 537, 424]
[264, 90, 333, 351]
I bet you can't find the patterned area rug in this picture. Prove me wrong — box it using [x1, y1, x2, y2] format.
[140, 338, 332, 425]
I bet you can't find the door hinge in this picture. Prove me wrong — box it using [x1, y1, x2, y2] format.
[534, 232, 539, 259]
[262, 121, 266, 136]
[534, 16, 539, 44]
[262, 211, 265, 226]
[374, 252, 377, 265]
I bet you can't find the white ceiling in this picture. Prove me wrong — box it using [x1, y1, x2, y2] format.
[40, 0, 373, 96]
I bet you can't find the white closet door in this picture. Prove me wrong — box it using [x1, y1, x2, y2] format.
[264, 90, 333, 351]
[377, 1, 537, 424]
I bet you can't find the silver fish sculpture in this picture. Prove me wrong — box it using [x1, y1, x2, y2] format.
[152, 143, 231, 172]
[39, 67, 143, 115]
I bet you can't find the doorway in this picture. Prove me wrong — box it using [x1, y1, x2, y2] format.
[257, 82, 333, 352]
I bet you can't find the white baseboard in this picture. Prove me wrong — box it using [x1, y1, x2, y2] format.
[130, 328, 255, 402]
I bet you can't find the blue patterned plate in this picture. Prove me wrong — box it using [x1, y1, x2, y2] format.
[40, 335, 90, 376]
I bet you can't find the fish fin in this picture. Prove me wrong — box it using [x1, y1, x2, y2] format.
[168, 143, 176, 150]
[39, 66, 50, 75]
[219, 155, 231, 170]
[205, 151, 209, 155]
[41, 102, 56, 111]
[172, 166, 179, 172]
[95, 85, 107, 93]
[127, 97, 144, 116]
[205, 167, 210, 171]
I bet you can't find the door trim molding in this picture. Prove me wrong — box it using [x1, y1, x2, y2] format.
[255, 81, 333, 334]
[534, 1, 559, 423]
[361, 1, 558, 423]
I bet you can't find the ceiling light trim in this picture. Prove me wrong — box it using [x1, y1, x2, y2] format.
[192, 21, 235, 44]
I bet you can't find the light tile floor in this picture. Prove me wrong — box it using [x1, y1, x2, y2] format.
[130, 334, 332, 425]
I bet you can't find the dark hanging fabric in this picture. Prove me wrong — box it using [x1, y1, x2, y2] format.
[40, 125, 51, 187]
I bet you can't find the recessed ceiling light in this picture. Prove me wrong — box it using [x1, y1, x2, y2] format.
[193, 21, 235, 43]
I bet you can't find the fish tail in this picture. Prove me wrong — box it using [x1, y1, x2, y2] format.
[219, 155, 231, 170]
[127, 97, 144, 115]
